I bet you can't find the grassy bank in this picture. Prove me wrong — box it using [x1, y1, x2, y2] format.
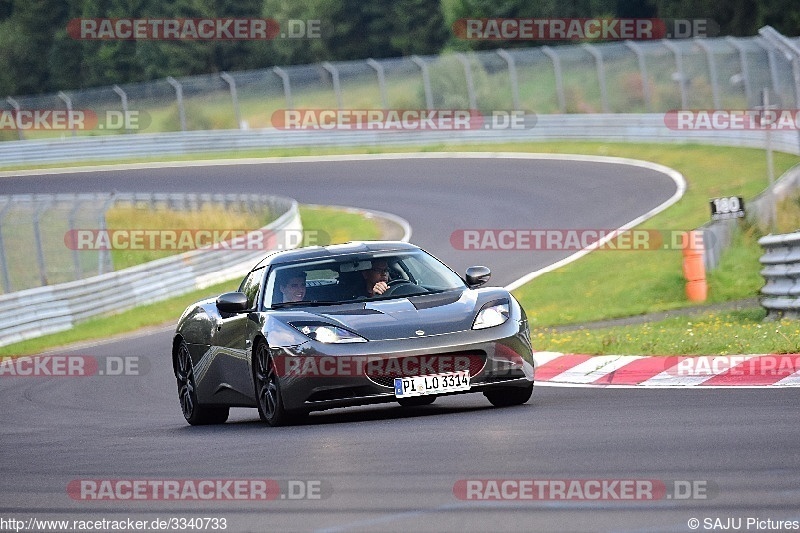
[534, 308, 800, 355]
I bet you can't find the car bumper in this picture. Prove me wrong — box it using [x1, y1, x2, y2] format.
[272, 321, 534, 412]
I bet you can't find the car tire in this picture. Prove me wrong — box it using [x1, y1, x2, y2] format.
[253, 341, 306, 426]
[175, 340, 229, 425]
[483, 382, 534, 407]
[397, 396, 437, 407]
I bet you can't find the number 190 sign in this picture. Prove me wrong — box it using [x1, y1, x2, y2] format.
[710, 196, 745, 221]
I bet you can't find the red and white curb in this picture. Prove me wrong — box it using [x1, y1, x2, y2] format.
[533, 352, 800, 388]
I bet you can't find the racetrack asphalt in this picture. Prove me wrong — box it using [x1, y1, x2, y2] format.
[2, 155, 798, 533]
[0, 154, 679, 286]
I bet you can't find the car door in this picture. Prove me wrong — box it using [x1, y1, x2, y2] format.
[213, 267, 264, 403]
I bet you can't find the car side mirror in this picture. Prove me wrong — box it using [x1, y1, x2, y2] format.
[465, 266, 491, 288]
[216, 292, 249, 313]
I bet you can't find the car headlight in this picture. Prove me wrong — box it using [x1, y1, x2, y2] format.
[472, 300, 510, 329]
[289, 322, 367, 343]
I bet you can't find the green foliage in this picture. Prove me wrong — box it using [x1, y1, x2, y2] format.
[0, 0, 451, 95]
[3, 0, 798, 96]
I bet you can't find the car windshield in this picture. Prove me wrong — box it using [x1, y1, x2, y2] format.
[266, 250, 466, 308]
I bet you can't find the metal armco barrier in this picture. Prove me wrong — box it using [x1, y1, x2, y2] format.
[759, 232, 800, 319]
[0, 197, 300, 348]
[1, 114, 799, 167]
[702, 164, 800, 271]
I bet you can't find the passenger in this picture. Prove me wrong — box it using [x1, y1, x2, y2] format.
[278, 271, 307, 303]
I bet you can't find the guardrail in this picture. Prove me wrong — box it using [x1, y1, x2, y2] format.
[0, 196, 299, 347]
[702, 164, 800, 270]
[1, 114, 799, 167]
[759, 231, 800, 319]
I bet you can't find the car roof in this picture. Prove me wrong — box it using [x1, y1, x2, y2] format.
[251, 241, 420, 269]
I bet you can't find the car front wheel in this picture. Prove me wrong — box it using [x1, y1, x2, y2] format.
[397, 396, 437, 407]
[175, 340, 229, 425]
[483, 382, 533, 407]
[253, 342, 306, 426]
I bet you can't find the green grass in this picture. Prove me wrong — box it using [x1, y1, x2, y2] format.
[106, 204, 272, 270]
[510, 143, 800, 327]
[299, 205, 382, 244]
[528, 188, 800, 356]
[0, 204, 384, 356]
[533, 308, 800, 355]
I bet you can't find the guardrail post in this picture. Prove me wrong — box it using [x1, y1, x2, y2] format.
[166, 76, 187, 132]
[57, 91, 77, 138]
[725, 37, 753, 106]
[496, 49, 520, 111]
[411, 55, 433, 109]
[759, 26, 800, 108]
[541, 47, 566, 113]
[32, 198, 52, 286]
[662, 40, 688, 109]
[624, 41, 652, 112]
[68, 198, 84, 280]
[321, 62, 343, 110]
[97, 195, 115, 275]
[756, 88, 778, 232]
[366, 58, 389, 109]
[220, 72, 242, 129]
[454, 53, 477, 110]
[756, 38, 782, 106]
[112, 85, 131, 134]
[0, 199, 12, 292]
[272, 67, 293, 110]
[582, 44, 609, 113]
[694, 39, 721, 109]
[5, 97, 23, 140]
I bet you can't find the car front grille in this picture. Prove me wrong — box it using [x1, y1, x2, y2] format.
[365, 351, 487, 388]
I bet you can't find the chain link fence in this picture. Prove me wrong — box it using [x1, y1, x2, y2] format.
[0, 193, 286, 294]
[2, 29, 799, 140]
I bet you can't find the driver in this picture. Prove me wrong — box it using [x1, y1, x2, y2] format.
[362, 258, 390, 297]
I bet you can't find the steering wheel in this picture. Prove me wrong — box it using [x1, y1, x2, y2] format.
[382, 279, 413, 295]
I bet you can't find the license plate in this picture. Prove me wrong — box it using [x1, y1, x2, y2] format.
[394, 370, 471, 398]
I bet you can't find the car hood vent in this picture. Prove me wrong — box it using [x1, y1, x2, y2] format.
[409, 290, 464, 310]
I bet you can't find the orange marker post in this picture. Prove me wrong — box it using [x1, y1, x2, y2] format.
[682, 230, 707, 302]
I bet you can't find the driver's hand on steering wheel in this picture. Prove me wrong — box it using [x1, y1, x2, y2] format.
[372, 281, 389, 295]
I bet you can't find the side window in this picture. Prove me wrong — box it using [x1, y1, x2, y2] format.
[239, 268, 264, 309]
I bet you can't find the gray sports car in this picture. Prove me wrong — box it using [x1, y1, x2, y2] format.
[172, 241, 535, 426]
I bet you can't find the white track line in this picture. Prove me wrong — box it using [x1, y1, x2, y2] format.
[548, 355, 647, 384]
